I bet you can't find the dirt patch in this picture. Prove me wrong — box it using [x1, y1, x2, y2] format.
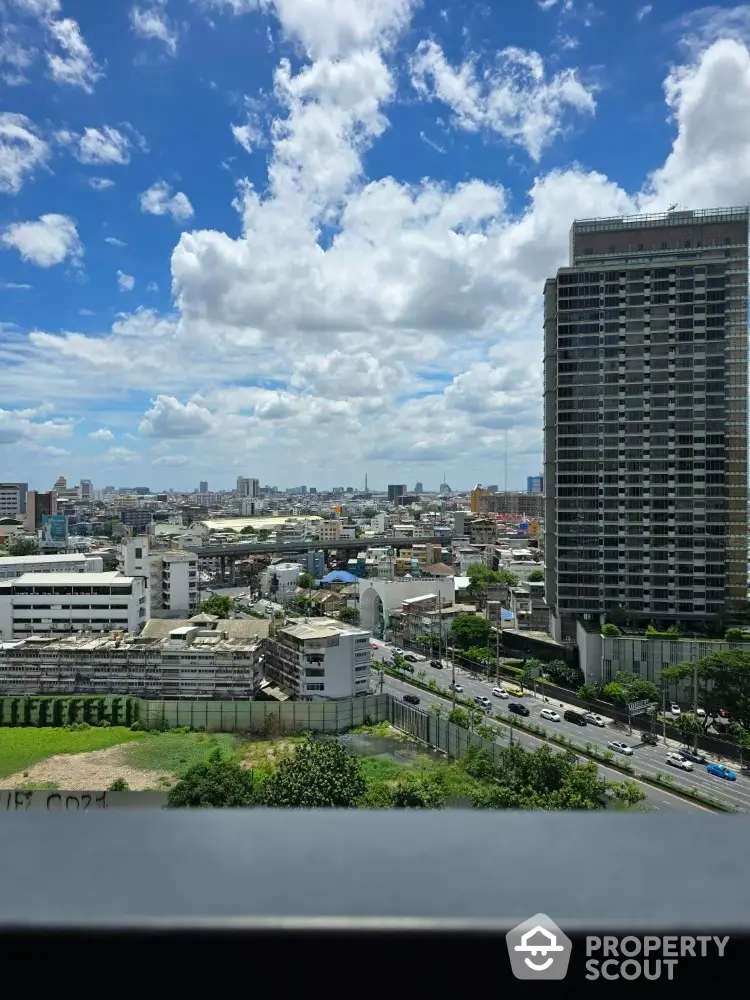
[4, 744, 173, 791]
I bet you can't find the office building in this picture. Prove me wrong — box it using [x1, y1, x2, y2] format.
[527, 475, 544, 494]
[0, 572, 147, 641]
[0, 483, 27, 517]
[79, 480, 93, 502]
[199, 481, 208, 494]
[387, 484, 406, 504]
[120, 508, 152, 533]
[544, 207, 749, 642]
[264, 620, 372, 700]
[237, 477, 259, 498]
[25, 491, 56, 532]
[414, 481, 423, 494]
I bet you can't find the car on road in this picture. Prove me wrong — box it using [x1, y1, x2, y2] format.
[678, 748, 708, 765]
[492, 687, 509, 699]
[371, 642, 378, 650]
[564, 709, 588, 726]
[450, 682, 464, 693]
[666, 752, 693, 772]
[430, 660, 443, 669]
[508, 703, 530, 717]
[670, 703, 681, 717]
[540, 708, 561, 722]
[608, 740, 634, 756]
[584, 712, 606, 727]
[474, 695, 492, 709]
[404, 654, 418, 663]
[641, 732, 658, 747]
[707, 762, 737, 781]
[696, 707, 706, 718]
[403, 694, 420, 706]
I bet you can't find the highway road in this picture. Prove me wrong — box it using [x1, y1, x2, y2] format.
[371, 642, 750, 814]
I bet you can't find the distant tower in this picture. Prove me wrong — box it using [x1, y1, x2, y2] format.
[365, 473, 368, 491]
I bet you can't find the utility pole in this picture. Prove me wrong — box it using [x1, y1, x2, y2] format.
[662, 687, 667, 742]
[495, 616, 500, 684]
[693, 661, 699, 754]
[451, 639, 456, 712]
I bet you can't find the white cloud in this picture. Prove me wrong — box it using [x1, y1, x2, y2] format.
[100, 446, 139, 465]
[537, 0, 559, 8]
[130, 1, 179, 55]
[88, 176, 115, 190]
[1, 281, 32, 290]
[46, 17, 102, 92]
[0, 25, 37, 86]
[231, 122, 259, 153]
[410, 41, 596, 161]
[152, 453, 190, 466]
[89, 428, 114, 441]
[139, 395, 215, 437]
[0, 112, 50, 194]
[105, 236, 127, 247]
[636, 4, 652, 21]
[117, 270, 136, 291]
[11, 0, 61, 16]
[139, 180, 194, 222]
[0, 405, 73, 445]
[73, 126, 131, 165]
[1, 214, 82, 268]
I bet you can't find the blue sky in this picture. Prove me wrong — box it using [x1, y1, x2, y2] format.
[1, 0, 749, 492]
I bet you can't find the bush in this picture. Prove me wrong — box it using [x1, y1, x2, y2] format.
[130, 720, 144, 732]
[645, 624, 679, 639]
[724, 628, 750, 642]
[108, 777, 130, 791]
[601, 623, 621, 637]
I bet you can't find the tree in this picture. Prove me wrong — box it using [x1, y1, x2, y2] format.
[518, 658, 541, 692]
[675, 712, 703, 743]
[451, 614, 492, 650]
[167, 749, 257, 807]
[527, 569, 545, 583]
[260, 737, 366, 807]
[465, 645, 495, 666]
[392, 653, 409, 674]
[8, 536, 39, 556]
[299, 572, 315, 589]
[465, 564, 519, 606]
[390, 772, 446, 809]
[609, 780, 647, 807]
[338, 606, 360, 625]
[544, 659, 584, 689]
[362, 507, 377, 518]
[601, 670, 659, 708]
[258, 529, 271, 541]
[197, 594, 232, 618]
[661, 650, 750, 730]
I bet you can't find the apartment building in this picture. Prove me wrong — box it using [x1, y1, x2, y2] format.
[544, 207, 749, 642]
[0, 572, 147, 641]
[318, 519, 343, 542]
[0, 483, 27, 517]
[264, 619, 371, 700]
[0, 553, 103, 581]
[260, 562, 303, 603]
[236, 477, 259, 498]
[118, 537, 198, 617]
[25, 491, 56, 532]
[0, 623, 263, 698]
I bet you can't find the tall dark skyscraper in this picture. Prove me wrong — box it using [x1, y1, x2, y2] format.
[544, 207, 749, 643]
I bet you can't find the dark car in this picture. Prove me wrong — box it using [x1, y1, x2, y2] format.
[403, 694, 420, 706]
[508, 702, 530, 717]
[679, 747, 708, 765]
[641, 732, 658, 747]
[429, 659, 443, 669]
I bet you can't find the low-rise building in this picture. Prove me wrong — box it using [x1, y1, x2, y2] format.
[0, 552, 103, 581]
[261, 562, 303, 603]
[0, 617, 265, 698]
[0, 571, 147, 642]
[318, 519, 343, 542]
[264, 619, 371, 700]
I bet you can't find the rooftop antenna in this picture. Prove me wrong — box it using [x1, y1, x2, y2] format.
[667, 203, 677, 212]
[504, 429, 509, 492]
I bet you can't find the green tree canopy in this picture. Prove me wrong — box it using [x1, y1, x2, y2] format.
[389, 772, 446, 809]
[260, 737, 366, 807]
[338, 606, 360, 625]
[197, 594, 232, 618]
[451, 613, 493, 650]
[601, 670, 660, 708]
[7, 536, 40, 556]
[298, 572, 315, 589]
[661, 649, 750, 729]
[465, 563, 519, 598]
[527, 569, 545, 583]
[167, 749, 257, 807]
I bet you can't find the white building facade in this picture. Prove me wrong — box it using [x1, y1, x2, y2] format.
[0, 553, 103, 581]
[261, 562, 303, 603]
[265, 620, 371, 699]
[0, 572, 147, 642]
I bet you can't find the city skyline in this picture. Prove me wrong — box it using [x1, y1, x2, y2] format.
[1, 2, 749, 487]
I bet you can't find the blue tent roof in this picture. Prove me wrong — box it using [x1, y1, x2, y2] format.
[319, 570, 359, 584]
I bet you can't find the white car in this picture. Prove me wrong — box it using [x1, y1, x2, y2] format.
[584, 713, 606, 727]
[451, 683, 464, 693]
[492, 687, 509, 699]
[696, 707, 706, 718]
[540, 708, 561, 722]
[666, 752, 693, 772]
[608, 741, 634, 756]
[670, 703, 681, 717]
[474, 695, 492, 709]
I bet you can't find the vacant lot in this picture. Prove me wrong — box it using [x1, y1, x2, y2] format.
[0, 727, 145, 780]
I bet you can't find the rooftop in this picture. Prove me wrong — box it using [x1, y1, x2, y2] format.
[0, 553, 89, 565]
[1, 571, 134, 586]
[0, 627, 263, 655]
[141, 617, 270, 641]
[280, 620, 365, 641]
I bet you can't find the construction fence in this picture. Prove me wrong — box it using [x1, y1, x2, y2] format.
[389, 698, 504, 766]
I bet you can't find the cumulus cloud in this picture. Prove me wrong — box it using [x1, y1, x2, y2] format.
[105, 236, 127, 247]
[0, 405, 73, 445]
[88, 427, 114, 441]
[117, 270, 136, 291]
[0, 112, 50, 193]
[152, 453, 190, 466]
[46, 17, 102, 92]
[100, 446, 139, 465]
[1, 214, 82, 267]
[140, 180, 194, 222]
[139, 395, 215, 437]
[70, 126, 132, 165]
[88, 176, 115, 190]
[130, 1, 179, 55]
[410, 40, 596, 161]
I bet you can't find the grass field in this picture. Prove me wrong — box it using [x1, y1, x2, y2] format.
[0, 727, 145, 779]
[124, 732, 235, 776]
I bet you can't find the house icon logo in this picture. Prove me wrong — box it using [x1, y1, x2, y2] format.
[506, 913, 572, 980]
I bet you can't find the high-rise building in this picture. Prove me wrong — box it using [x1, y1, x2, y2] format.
[25, 490, 57, 532]
[544, 207, 749, 642]
[0, 483, 27, 517]
[199, 481, 208, 494]
[527, 475, 543, 494]
[387, 484, 406, 504]
[414, 481, 423, 494]
[236, 476, 259, 498]
[79, 479, 93, 502]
